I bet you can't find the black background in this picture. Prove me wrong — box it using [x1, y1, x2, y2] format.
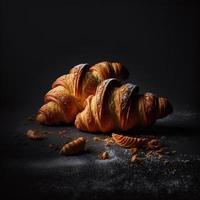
[1, 0, 199, 113]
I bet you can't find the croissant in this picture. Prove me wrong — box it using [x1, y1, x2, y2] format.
[60, 137, 86, 155]
[36, 61, 129, 125]
[75, 78, 173, 132]
[112, 133, 149, 148]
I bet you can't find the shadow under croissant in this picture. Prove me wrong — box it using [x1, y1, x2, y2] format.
[37, 121, 75, 127]
[84, 124, 200, 137]
[60, 149, 91, 156]
[35, 112, 200, 137]
[117, 125, 200, 137]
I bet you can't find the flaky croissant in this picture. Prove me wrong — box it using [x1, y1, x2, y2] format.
[75, 78, 173, 132]
[37, 62, 128, 125]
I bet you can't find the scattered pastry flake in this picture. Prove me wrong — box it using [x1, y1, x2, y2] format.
[154, 148, 164, 158]
[157, 154, 163, 159]
[112, 133, 176, 162]
[156, 147, 167, 154]
[93, 136, 114, 146]
[48, 144, 53, 148]
[131, 154, 143, 163]
[93, 136, 102, 142]
[129, 148, 138, 155]
[163, 160, 169, 165]
[60, 137, 86, 156]
[164, 151, 170, 155]
[104, 137, 115, 146]
[26, 129, 45, 140]
[146, 150, 153, 157]
[146, 148, 163, 157]
[58, 130, 67, 137]
[147, 139, 161, 150]
[99, 151, 109, 160]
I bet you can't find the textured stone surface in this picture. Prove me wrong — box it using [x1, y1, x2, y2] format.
[1, 110, 200, 200]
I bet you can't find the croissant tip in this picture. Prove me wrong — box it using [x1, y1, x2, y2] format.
[36, 113, 46, 124]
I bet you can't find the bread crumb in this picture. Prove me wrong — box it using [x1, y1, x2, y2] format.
[165, 151, 170, 155]
[158, 154, 163, 159]
[99, 151, 109, 160]
[156, 148, 165, 154]
[147, 139, 161, 150]
[104, 137, 114, 146]
[26, 129, 45, 140]
[146, 150, 153, 157]
[48, 144, 53, 148]
[129, 148, 138, 155]
[131, 154, 143, 163]
[93, 136, 102, 142]
[58, 130, 67, 137]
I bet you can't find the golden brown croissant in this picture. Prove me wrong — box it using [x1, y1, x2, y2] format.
[75, 78, 173, 132]
[36, 61, 129, 125]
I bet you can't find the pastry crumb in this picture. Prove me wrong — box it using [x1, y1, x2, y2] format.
[93, 136, 102, 142]
[26, 129, 45, 140]
[129, 148, 138, 155]
[48, 144, 53, 148]
[58, 130, 67, 136]
[104, 137, 114, 146]
[131, 154, 143, 163]
[99, 151, 109, 160]
[147, 139, 161, 150]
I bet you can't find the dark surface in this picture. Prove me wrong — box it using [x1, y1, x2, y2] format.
[1, 109, 200, 200]
[1, 0, 200, 199]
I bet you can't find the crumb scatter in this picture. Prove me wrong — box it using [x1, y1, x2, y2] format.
[26, 129, 45, 140]
[99, 151, 109, 160]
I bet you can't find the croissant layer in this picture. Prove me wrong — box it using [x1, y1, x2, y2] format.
[75, 78, 173, 132]
[37, 62, 129, 125]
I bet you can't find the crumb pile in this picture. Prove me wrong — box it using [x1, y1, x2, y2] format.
[25, 127, 176, 163]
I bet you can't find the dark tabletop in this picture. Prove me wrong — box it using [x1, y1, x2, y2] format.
[1, 109, 200, 200]
[1, 1, 199, 199]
